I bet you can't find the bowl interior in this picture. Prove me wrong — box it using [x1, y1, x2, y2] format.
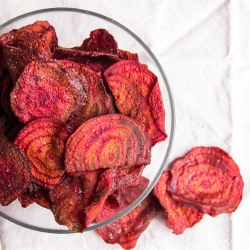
[0, 8, 175, 233]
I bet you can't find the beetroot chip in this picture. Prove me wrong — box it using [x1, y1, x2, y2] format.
[104, 60, 167, 146]
[49, 169, 112, 232]
[14, 117, 72, 188]
[111, 165, 145, 191]
[96, 177, 159, 249]
[0, 133, 31, 205]
[65, 114, 151, 173]
[18, 20, 58, 51]
[53, 46, 120, 73]
[58, 61, 115, 127]
[78, 29, 118, 55]
[0, 29, 54, 82]
[168, 147, 244, 216]
[118, 49, 139, 61]
[154, 171, 203, 234]
[19, 182, 51, 209]
[10, 60, 88, 124]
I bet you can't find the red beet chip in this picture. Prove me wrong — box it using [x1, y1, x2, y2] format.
[111, 165, 145, 191]
[58, 61, 115, 128]
[18, 182, 51, 209]
[65, 114, 151, 173]
[18, 20, 58, 51]
[104, 60, 167, 146]
[49, 169, 112, 232]
[96, 177, 159, 249]
[118, 49, 139, 61]
[53, 46, 120, 73]
[0, 29, 53, 82]
[10, 60, 88, 124]
[0, 133, 31, 205]
[154, 171, 203, 234]
[168, 147, 244, 216]
[78, 29, 118, 55]
[14, 117, 72, 188]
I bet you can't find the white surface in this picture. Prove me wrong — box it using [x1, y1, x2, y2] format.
[0, 0, 249, 249]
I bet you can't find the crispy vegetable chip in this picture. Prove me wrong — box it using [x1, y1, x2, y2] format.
[78, 29, 118, 55]
[65, 114, 151, 173]
[118, 49, 139, 61]
[96, 177, 159, 249]
[0, 133, 31, 205]
[154, 171, 203, 234]
[104, 60, 167, 146]
[111, 165, 145, 190]
[168, 147, 244, 216]
[10, 60, 88, 124]
[0, 28, 54, 82]
[14, 117, 72, 188]
[53, 46, 120, 73]
[49, 169, 112, 232]
[58, 61, 115, 127]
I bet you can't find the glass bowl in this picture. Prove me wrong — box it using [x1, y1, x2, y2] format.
[0, 7, 175, 233]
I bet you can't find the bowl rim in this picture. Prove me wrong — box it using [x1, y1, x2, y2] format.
[0, 7, 175, 234]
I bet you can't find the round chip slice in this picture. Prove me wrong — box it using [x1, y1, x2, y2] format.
[10, 60, 88, 124]
[0, 133, 31, 205]
[104, 60, 167, 146]
[168, 147, 244, 216]
[14, 117, 72, 188]
[65, 114, 151, 173]
[154, 171, 203, 234]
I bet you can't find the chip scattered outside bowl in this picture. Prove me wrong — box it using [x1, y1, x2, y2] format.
[0, 8, 175, 234]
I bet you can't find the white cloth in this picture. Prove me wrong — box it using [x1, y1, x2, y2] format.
[0, 0, 249, 249]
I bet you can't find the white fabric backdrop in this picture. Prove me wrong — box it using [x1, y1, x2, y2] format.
[0, 0, 249, 249]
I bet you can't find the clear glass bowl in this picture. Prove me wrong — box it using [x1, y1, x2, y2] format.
[0, 8, 175, 233]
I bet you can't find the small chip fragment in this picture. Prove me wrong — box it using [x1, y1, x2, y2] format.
[168, 147, 244, 216]
[65, 114, 151, 173]
[0, 133, 31, 205]
[14, 117, 72, 188]
[154, 171, 203, 234]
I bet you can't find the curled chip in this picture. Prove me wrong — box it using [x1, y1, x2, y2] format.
[49, 169, 112, 232]
[19, 182, 51, 209]
[65, 114, 151, 173]
[58, 61, 115, 128]
[104, 60, 167, 146]
[0, 133, 31, 205]
[0, 21, 56, 82]
[14, 117, 72, 188]
[168, 147, 244, 216]
[96, 177, 159, 249]
[154, 171, 203, 234]
[53, 46, 120, 73]
[10, 60, 88, 124]
[78, 28, 118, 55]
[111, 165, 145, 190]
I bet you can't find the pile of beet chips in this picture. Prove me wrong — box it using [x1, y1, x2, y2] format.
[0, 21, 244, 249]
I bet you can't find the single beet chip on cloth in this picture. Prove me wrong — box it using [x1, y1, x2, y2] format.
[14, 117, 72, 188]
[154, 171, 203, 234]
[0, 133, 31, 206]
[65, 114, 151, 173]
[168, 147, 244, 217]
